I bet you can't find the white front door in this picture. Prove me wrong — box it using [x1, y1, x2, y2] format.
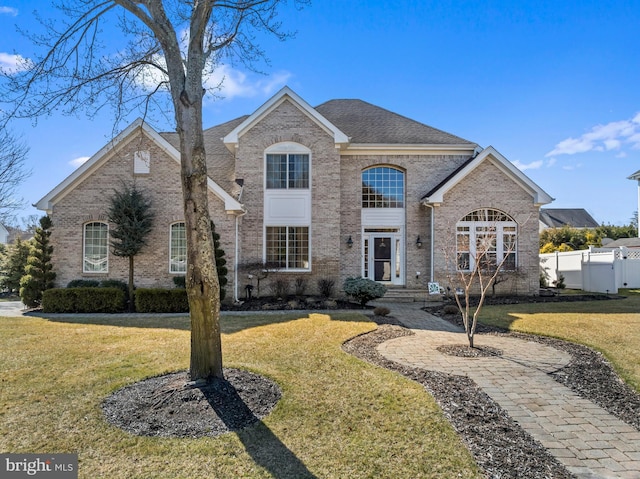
[364, 230, 403, 285]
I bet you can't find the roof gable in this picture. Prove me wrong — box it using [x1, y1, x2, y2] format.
[223, 86, 349, 150]
[422, 146, 554, 206]
[36, 119, 243, 214]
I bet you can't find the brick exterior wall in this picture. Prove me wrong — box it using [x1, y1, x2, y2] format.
[45, 100, 543, 301]
[49, 132, 236, 293]
[431, 160, 541, 295]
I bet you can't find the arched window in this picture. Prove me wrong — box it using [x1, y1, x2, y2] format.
[456, 208, 517, 271]
[362, 166, 404, 208]
[170, 222, 187, 273]
[83, 222, 108, 273]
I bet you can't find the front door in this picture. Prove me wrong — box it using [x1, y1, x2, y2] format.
[364, 230, 403, 285]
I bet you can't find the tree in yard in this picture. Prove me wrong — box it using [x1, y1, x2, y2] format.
[1, 238, 31, 294]
[19, 216, 56, 308]
[1, 0, 304, 381]
[0, 130, 31, 224]
[107, 183, 154, 312]
[443, 215, 524, 348]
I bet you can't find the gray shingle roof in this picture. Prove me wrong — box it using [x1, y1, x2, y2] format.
[539, 208, 599, 229]
[315, 99, 475, 145]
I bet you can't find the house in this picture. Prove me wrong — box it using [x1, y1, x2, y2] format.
[36, 87, 553, 300]
[539, 208, 599, 232]
[0, 223, 8, 244]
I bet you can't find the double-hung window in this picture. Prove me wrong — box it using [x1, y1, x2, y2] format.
[83, 222, 108, 273]
[266, 226, 310, 270]
[170, 222, 187, 273]
[456, 209, 517, 272]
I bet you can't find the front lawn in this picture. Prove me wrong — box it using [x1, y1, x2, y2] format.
[478, 289, 640, 392]
[0, 312, 481, 479]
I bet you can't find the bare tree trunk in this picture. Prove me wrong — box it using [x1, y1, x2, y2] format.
[128, 255, 134, 313]
[176, 95, 223, 381]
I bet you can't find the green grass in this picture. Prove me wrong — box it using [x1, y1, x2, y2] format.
[479, 289, 640, 392]
[0, 312, 481, 479]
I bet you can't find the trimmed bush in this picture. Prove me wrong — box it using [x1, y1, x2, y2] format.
[373, 306, 390, 317]
[67, 279, 100, 288]
[343, 277, 387, 306]
[42, 287, 126, 313]
[318, 278, 335, 298]
[135, 288, 189, 313]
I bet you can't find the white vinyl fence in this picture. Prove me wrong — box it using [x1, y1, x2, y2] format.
[540, 246, 640, 294]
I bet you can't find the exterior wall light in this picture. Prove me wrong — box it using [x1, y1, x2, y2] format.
[347, 236, 353, 248]
[416, 236, 423, 248]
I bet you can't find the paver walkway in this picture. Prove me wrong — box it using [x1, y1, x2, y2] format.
[374, 301, 640, 479]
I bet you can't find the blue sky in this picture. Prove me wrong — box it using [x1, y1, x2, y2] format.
[1, 0, 640, 225]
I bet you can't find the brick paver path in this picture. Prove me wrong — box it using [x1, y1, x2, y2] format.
[374, 302, 640, 479]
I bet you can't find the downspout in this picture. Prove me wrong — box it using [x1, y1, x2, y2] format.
[424, 203, 435, 283]
[233, 181, 246, 303]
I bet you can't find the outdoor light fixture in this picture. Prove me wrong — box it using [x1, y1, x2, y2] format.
[346, 236, 353, 248]
[416, 236, 423, 248]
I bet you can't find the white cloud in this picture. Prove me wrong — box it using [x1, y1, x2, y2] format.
[69, 156, 90, 168]
[0, 6, 18, 16]
[512, 159, 543, 171]
[546, 157, 557, 167]
[0, 52, 30, 74]
[546, 112, 640, 156]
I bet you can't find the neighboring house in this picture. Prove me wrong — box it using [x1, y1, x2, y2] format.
[36, 87, 553, 300]
[539, 208, 599, 232]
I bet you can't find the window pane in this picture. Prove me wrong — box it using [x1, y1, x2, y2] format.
[266, 226, 287, 267]
[288, 226, 309, 269]
[170, 223, 187, 273]
[288, 154, 309, 189]
[84, 222, 108, 272]
[362, 167, 404, 208]
[266, 154, 287, 189]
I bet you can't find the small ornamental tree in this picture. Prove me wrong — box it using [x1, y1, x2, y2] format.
[1, 238, 31, 293]
[19, 216, 55, 308]
[107, 184, 154, 311]
[211, 221, 228, 302]
[343, 277, 387, 307]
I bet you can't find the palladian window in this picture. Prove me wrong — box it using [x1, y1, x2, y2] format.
[83, 222, 108, 273]
[362, 166, 404, 208]
[456, 208, 517, 272]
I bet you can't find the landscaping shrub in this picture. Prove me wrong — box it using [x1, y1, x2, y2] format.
[135, 288, 189, 313]
[42, 287, 126, 313]
[373, 306, 390, 317]
[294, 277, 308, 296]
[100, 279, 129, 297]
[343, 277, 387, 306]
[67, 279, 100, 288]
[269, 278, 290, 298]
[318, 278, 335, 298]
[172, 276, 186, 288]
[443, 304, 460, 315]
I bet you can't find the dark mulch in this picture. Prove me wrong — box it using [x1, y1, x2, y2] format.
[102, 369, 281, 438]
[437, 344, 503, 358]
[343, 319, 575, 479]
[222, 296, 367, 311]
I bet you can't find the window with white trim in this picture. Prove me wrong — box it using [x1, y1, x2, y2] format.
[266, 153, 309, 189]
[456, 209, 517, 272]
[83, 222, 108, 273]
[170, 222, 187, 273]
[266, 226, 310, 270]
[362, 166, 404, 208]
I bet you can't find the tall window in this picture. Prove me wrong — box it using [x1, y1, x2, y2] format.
[83, 222, 108, 273]
[266, 226, 309, 270]
[456, 209, 517, 272]
[266, 153, 309, 189]
[170, 222, 187, 273]
[362, 166, 404, 208]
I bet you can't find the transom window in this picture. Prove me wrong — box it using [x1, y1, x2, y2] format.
[83, 222, 108, 273]
[362, 166, 404, 208]
[170, 222, 187, 273]
[266, 153, 309, 189]
[266, 226, 310, 270]
[456, 208, 517, 271]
